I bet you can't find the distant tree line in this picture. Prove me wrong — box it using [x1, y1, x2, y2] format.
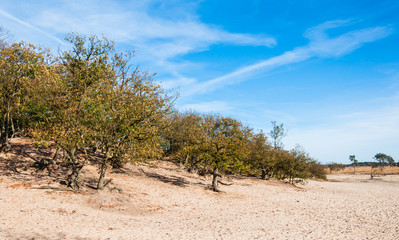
[1, 29, 326, 191]
[327, 153, 397, 174]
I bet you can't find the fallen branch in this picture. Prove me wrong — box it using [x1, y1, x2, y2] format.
[31, 186, 74, 192]
[109, 186, 123, 193]
[218, 180, 233, 186]
[103, 178, 113, 188]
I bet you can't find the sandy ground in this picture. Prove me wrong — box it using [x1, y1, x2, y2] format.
[0, 141, 398, 239]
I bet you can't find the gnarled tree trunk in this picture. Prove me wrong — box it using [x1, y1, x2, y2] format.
[97, 151, 113, 190]
[97, 158, 108, 190]
[67, 163, 83, 191]
[66, 148, 83, 191]
[211, 168, 220, 192]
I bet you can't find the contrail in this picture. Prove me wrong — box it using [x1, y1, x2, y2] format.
[0, 8, 65, 45]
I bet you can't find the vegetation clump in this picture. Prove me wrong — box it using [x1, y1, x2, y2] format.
[1, 29, 326, 192]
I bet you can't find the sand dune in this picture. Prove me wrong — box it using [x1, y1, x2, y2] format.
[1, 147, 398, 239]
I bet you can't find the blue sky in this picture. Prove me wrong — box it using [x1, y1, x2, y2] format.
[1, 0, 398, 164]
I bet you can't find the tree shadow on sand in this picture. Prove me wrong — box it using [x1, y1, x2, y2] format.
[143, 170, 189, 187]
[0, 140, 69, 185]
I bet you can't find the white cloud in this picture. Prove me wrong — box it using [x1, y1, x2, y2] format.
[158, 75, 197, 90]
[1, 1, 274, 58]
[180, 100, 234, 114]
[182, 47, 312, 96]
[306, 25, 392, 57]
[182, 20, 392, 97]
[0, 0, 276, 87]
[0, 8, 65, 45]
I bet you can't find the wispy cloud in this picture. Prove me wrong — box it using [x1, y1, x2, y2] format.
[0, 0, 275, 70]
[0, 8, 65, 45]
[0, 0, 277, 89]
[159, 74, 197, 90]
[183, 20, 393, 97]
[180, 100, 234, 114]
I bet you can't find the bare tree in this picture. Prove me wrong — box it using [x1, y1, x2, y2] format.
[0, 26, 11, 48]
[268, 121, 286, 149]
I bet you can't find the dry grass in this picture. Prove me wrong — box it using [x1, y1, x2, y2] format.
[330, 166, 399, 175]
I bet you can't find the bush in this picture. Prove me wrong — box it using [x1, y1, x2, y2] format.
[308, 161, 327, 180]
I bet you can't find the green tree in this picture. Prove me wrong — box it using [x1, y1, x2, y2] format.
[349, 155, 358, 173]
[24, 33, 174, 190]
[202, 115, 251, 191]
[163, 111, 207, 171]
[386, 155, 395, 167]
[0, 42, 48, 151]
[264, 121, 287, 179]
[29, 33, 115, 190]
[374, 153, 394, 171]
[90, 53, 173, 189]
[370, 162, 379, 179]
[307, 160, 327, 180]
[275, 146, 309, 183]
[247, 131, 274, 179]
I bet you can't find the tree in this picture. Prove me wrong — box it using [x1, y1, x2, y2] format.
[202, 115, 251, 191]
[28, 33, 116, 190]
[370, 162, 379, 179]
[374, 153, 394, 171]
[263, 121, 287, 179]
[164, 113, 252, 191]
[89, 53, 173, 189]
[25, 33, 174, 190]
[268, 121, 286, 149]
[374, 153, 384, 171]
[307, 160, 327, 180]
[0, 42, 48, 151]
[247, 131, 274, 179]
[349, 155, 358, 173]
[386, 155, 395, 167]
[162, 111, 207, 171]
[274, 145, 310, 183]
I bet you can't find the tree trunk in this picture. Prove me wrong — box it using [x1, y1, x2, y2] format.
[10, 117, 15, 138]
[66, 148, 83, 191]
[97, 159, 108, 190]
[261, 169, 267, 180]
[97, 150, 112, 190]
[0, 104, 10, 152]
[67, 163, 83, 191]
[211, 169, 219, 192]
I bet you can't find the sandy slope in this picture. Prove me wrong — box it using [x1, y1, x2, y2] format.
[1, 149, 399, 239]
